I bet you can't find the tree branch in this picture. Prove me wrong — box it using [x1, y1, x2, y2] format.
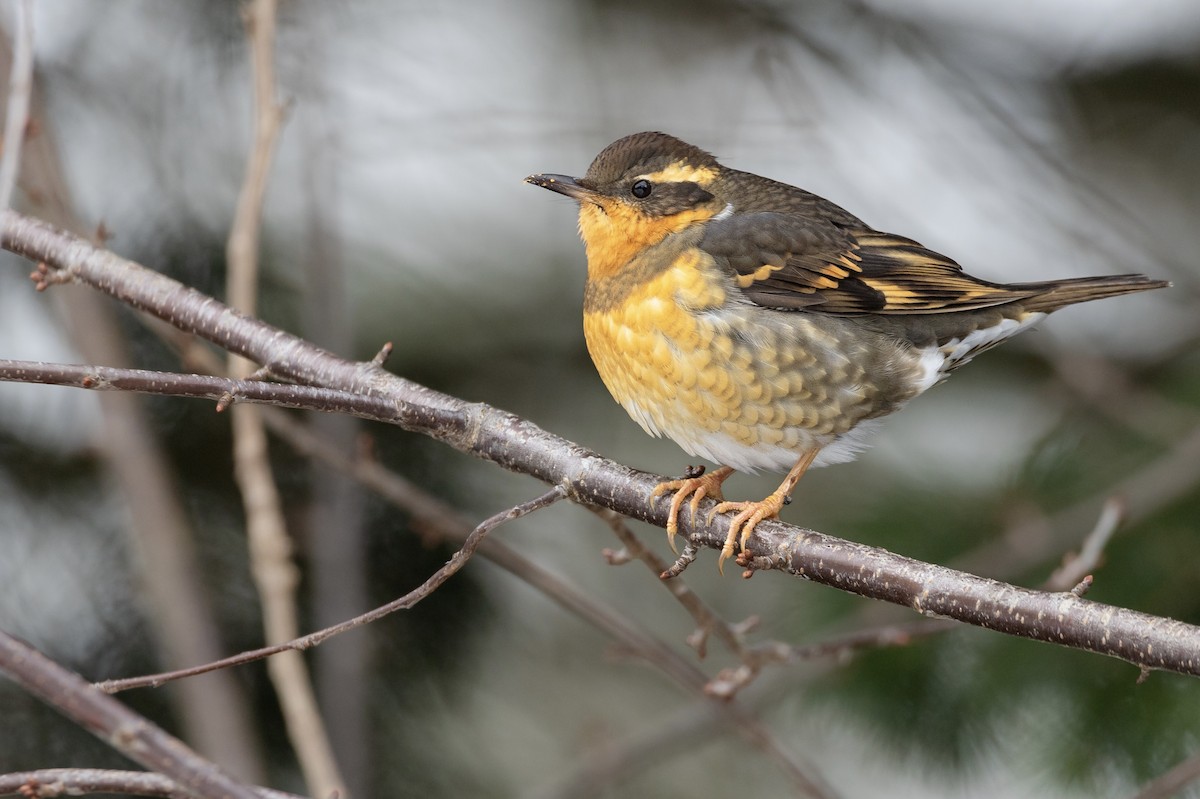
[0, 631, 261, 799]
[0, 769, 303, 799]
[96, 486, 567, 693]
[593, 506, 752, 661]
[0, 359, 412, 419]
[0, 0, 33, 209]
[2, 209, 1199, 679]
[220, 0, 337, 792]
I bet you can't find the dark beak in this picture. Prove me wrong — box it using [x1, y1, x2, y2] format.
[525, 173, 596, 202]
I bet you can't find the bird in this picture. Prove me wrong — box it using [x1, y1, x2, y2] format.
[526, 131, 1169, 572]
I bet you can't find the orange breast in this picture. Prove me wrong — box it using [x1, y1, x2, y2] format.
[580, 234, 945, 472]
[585, 247, 875, 471]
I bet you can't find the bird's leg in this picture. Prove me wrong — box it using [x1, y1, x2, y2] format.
[710, 448, 820, 573]
[650, 466, 735, 552]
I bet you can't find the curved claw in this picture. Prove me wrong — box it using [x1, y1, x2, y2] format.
[650, 467, 734, 552]
[709, 494, 787, 574]
[708, 448, 820, 573]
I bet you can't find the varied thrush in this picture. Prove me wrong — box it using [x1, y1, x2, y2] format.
[527, 131, 1168, 572]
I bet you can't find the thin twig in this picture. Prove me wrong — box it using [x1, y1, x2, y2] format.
[540, 615, 954, 796]
[223, 1, 338, 792]
[0, 359, 434, 421]
[0, 0, 33, 209]
[707, 618, 958, 699]
[0, 769, 303, 799]
[226, 0, 286, 328]
[1045, 496, 1125, 592]
[0, 359, 1003, 696]
[0, 632, 261, 799]
[702, 481, 1134, 700]
[757, 618, 957, 668]
[661, 542, 700, 578]
[591, 506, 748, 659]
[547, 491, 1135, 784]
[99, 487, 567, 693]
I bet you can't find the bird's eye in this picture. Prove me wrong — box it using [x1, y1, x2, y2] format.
[630, 179, 653, 199]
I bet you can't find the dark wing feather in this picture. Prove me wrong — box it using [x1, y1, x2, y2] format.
[699, 212, 1040, 315]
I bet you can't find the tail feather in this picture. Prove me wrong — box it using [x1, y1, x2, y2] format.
[1017, 274, 1170, 314]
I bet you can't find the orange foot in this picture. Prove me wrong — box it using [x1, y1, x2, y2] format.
[708, 448, 821, 574]
[709, 491, 789, 574]
[650, 466, 735, 552]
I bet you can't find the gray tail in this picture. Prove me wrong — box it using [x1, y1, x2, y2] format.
[1018, 274, 1170, 314]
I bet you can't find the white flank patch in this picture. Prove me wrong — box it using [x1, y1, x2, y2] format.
[914, 312, 1047, 393]
[711, 202, 735, 222]
[913, 347, 949, 394]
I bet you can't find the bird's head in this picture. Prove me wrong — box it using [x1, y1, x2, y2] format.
[527, 132, 731, 278]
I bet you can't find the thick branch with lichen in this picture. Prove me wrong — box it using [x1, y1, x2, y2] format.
[2, 208, 1198, 679]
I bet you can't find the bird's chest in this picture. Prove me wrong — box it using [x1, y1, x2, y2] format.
[580, 249, 720, 398]
[582, 252, 839, 470]
[580, 249, 926, 472]
[582, 251, 735, 432]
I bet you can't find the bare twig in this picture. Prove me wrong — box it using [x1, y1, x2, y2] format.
[99, 487, 567, 693]
[707, 618, 959, 699]
[0, 358, 422, 421]
[0, 631, 261, 799]
[1045, 496, 1125, 592]
[541, 614, 957, 796]
[222, 1, 339, 793]
[662, 542, 701, 578]
[0, 0, 33, 209]
[370, 341, 392, 366]
[545, 479, 1140, 785]
[226, 0, 286, 327]
[591, 506, 748, 659]
[0, 769, 304, 799]
[755, 618, 957, 668]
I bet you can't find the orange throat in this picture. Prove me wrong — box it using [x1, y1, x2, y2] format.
[577, 199, 722, 281]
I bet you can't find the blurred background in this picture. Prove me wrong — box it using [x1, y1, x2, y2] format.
[0, 1, 1198, 796]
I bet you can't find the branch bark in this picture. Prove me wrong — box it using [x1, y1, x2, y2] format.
[0, 769, 303, 799]
[0, 0, 32, 209]
[2, 209, 1199, 680]
[222, 0, 342, 794]
[0, 631, 260, 799]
